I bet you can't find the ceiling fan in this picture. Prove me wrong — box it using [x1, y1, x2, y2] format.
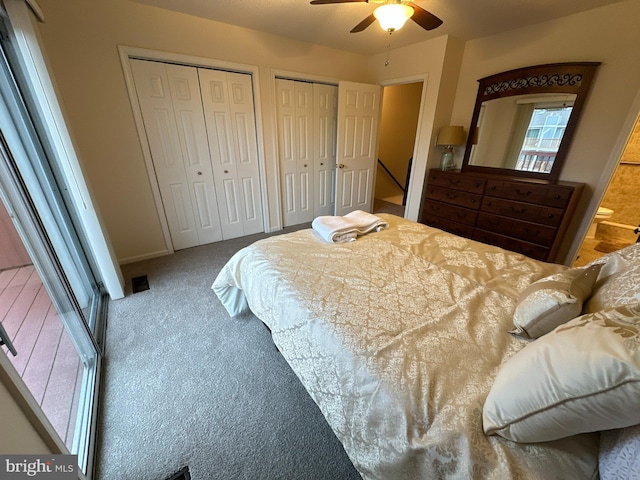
[310, 0, 443, 34]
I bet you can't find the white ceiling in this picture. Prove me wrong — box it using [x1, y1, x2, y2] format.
[132, 0, 627, 56]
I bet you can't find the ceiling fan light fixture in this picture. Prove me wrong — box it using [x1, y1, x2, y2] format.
[374, 3, 414, 32]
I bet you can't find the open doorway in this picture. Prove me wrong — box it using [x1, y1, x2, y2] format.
[573, 114, 640, 266]
[373, 81, 423, 218]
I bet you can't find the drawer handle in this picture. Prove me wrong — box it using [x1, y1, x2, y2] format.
[515, 189, 532, 196]
[511, 206, 526, 214]
[446, 193, 458, 199]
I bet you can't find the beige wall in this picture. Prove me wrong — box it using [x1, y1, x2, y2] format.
[0, 380, 51, 453]
[34, 0, 374, 263]
[368, 34, 465, 220]
[450, 0, 640, 262]
[601, 116, 640, 227]
[34, 0, 640, 264]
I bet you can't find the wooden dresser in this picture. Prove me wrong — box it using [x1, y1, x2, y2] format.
[420, 169, 584, 262]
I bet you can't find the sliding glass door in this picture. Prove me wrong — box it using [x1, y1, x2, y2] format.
[0, 29, 105, 479]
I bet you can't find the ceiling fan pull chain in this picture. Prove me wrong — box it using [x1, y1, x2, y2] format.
[385, 31, 392, 67]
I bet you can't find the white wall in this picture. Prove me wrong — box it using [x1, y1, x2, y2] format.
[450, 0, 640, 263]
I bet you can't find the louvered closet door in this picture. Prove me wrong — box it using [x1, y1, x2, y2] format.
[275, 79, 314, 227]
[313, 83, 338, 217]
[131, 59, 223, 250]
[198, 69, 264, 239]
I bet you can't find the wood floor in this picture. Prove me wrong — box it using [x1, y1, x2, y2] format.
[0, 265, 82, 448]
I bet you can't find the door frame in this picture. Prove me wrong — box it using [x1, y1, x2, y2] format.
[378, 74, 431, 223]
[118, 45, 269, 256]
[569, 85, 640, 263]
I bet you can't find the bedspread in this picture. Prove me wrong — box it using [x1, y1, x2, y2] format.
[213, 214, 599, 479]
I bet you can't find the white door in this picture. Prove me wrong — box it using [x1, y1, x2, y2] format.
[335, 81, 381, 216]
[131, 59, 223, 250]
[313, 83, 338, 217]
[199, 69, 264, 239]
[275, 79, 314, 227]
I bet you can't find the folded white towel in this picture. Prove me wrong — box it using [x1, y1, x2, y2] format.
[312, 210, 389, 243]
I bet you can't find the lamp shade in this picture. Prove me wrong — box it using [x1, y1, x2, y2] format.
[374, 4, 413, 32]
[437, 126, 466, 146]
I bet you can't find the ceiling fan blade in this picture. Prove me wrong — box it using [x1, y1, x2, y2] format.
[350, 13, 376, 33]
[406, 2, 443, 31]
[310, 0, 368, 4]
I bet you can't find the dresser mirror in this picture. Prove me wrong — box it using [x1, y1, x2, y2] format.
[461, 62, 600, 181]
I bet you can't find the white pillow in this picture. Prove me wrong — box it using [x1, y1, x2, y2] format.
[483, 303, 640, 443]
[585, 243, 640, 313]
[511, 263, 602, 339]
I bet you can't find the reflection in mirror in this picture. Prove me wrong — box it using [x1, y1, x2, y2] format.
[468, 93, 577, 173]
[461, 62, 600, 181]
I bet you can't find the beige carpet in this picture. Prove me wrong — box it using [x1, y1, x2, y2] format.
[96, 226, 361, 480]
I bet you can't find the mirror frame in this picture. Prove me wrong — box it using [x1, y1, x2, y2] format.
[461, 62, 600, 181]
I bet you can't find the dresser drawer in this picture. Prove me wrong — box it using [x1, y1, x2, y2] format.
[422, 199, 478, 226]
[428, 170, 486, 194]
[423, 214, 475, 238]
[473, 229, 551, 261]
[485, 180, 572, 208]
[476, 213, 557, 246]
[419, 169, 584, 264]
[481, 196, 564, 227]
[425, 185, 483, 210]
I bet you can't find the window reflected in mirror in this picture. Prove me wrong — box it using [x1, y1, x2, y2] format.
[468, 93, 576, 174]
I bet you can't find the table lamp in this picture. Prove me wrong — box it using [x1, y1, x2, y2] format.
[437, 126, 466, 170]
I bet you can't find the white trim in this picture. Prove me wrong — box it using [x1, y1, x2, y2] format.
[117, 45, 271, 248]
[4, 0, 124, 299]
[24, 0, 44, 22]
[271, 68, 340, 86]
[118, 248, 171, 266]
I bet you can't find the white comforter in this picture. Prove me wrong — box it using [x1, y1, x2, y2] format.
[213, 214, 599, 479]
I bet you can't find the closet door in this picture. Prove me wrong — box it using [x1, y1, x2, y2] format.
[313, 83, 337, 217]
[335, 81, 381, 216]
[199, 69, 264, 239]
[275, 79, 314, 227]
[131, 59, 222, 250]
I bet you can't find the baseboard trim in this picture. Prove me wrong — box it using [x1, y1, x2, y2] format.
[118, 249, 170, 265]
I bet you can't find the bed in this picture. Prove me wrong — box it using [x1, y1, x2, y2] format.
[212, 214, 640, 479]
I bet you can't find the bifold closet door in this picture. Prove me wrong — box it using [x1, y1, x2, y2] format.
[335, 81, 381, 217]
[313, 83, 337, 218]
[130, 59, 222, 250]
[275, 80, 338, 226]
[198, 69, 264, 239]
[275, 79, 314, 227]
